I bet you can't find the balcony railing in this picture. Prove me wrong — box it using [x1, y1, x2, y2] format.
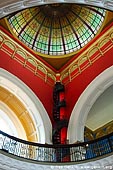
[0, 130, 113, 163]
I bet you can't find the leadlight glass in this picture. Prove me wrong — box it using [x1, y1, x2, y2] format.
[7, 4, 106, 56]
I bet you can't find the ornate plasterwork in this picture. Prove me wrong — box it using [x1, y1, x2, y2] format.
[0, 29, 56, 85]
[84, 120, 113, 141]
[68, 66, 113, 143]
[0, 150, 113, 170]
[1, 23, 113, 85]
[0, 69, 52, 144]
[0, 0, 113, 19]
[0, 87, 37, 142]
[60, 24, 113, 85]
[6, 4, 105, 56]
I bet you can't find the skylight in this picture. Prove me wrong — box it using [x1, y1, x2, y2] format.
[7, 4, 106, 56]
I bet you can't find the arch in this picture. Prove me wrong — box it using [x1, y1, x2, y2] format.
[0, 68, 52, 144]
[68, 66, 113, 143]
[0, 86, 36, 141]
[0, 101, 27, 139]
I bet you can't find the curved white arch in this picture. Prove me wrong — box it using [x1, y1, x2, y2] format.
[0, 68, 52, 144]
[68, 66, 113, 143]
[0, 0, 113, 19]
[0, 102, 27, 139]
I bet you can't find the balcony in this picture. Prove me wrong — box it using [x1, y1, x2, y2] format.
[0, 130, 113, 170]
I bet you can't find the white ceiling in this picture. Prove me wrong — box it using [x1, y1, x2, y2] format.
[86, 85, 113, 131]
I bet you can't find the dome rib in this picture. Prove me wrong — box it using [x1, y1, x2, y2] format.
[7, 3, 106, 57]
[65, 15, 82, 49]
[32, 16, 46, 50]
[59, 17, 66, 55]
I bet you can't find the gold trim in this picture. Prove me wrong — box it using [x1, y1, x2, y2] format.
[0, 28, 55, 74]
[60, 25, 113, 84]
[0, 30, 56, 85]
[0, 15, 112, 85]
[61, 24, 113, 73]
[85, 120, 113, 140]
[0, 86, 38, 142]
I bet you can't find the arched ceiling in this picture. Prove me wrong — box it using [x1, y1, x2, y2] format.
[0, 86, 38, 142]
[0, 2, 113, 69]
[86, 85, 113, 131]
[7, 4, 105, 57]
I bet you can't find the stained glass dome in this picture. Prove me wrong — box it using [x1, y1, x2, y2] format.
[7, 4, 106, 57]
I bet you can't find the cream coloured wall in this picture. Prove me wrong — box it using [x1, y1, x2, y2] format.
[0, 102, 27, 139]
[68, 66, 113, 143]
[86, 85, 113, 131]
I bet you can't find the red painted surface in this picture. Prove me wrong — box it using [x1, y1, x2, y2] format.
[61, 127, 67, 144]
[0, 23, 113, 124]
[59, 22, 113, 72]
[0, 26, 56, 72]
[0, 49, 54, 121]
[59, 91, 67, 144]
[65, 48, 113, 120]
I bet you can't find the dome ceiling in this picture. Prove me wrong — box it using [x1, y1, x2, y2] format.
[7, 3, 106, 58]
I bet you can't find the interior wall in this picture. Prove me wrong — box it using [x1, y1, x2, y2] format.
[86, 85, 113, 131]
[0, 68, 52, 144]
[68, 66, 113, 143]
[65, 33, 113, 121]
[0, 22, 113, 127]
[0, 47, 54, 122]
[0, 102, 27, 139]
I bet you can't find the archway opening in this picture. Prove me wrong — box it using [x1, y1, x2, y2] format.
[68, 66, 113, 143]
[84, 85, 113, 141]
[0, 109, 18, 136]
[0, 68, 52, 144]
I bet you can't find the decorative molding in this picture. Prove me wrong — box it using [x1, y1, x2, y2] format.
[60, 25, 113, 84]
[0, 100, 28, 141]
[0, 29, 56, 86]
[84, 120, 113, 141]
[1, 23, 113, 86]
[0, 68, 52, 144]
[0, 0, 113, 19]
[0, 150, 113, 170]
[68, 66, 113, 143]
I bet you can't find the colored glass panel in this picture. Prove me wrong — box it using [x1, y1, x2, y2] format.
[7, 4, 106, 56]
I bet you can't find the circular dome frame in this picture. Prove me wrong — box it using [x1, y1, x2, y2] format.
[6, 3, 106, 58]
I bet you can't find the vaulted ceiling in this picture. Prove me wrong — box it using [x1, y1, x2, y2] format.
[0, 2, 113, 70]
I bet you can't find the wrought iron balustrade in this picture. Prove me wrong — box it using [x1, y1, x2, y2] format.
[0, 130, 113, 163]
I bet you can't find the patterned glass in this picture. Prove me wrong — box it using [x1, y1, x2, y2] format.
[7, 4, 106, 56]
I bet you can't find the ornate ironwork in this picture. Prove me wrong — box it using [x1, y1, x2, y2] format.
[0, 130, 113, 163]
